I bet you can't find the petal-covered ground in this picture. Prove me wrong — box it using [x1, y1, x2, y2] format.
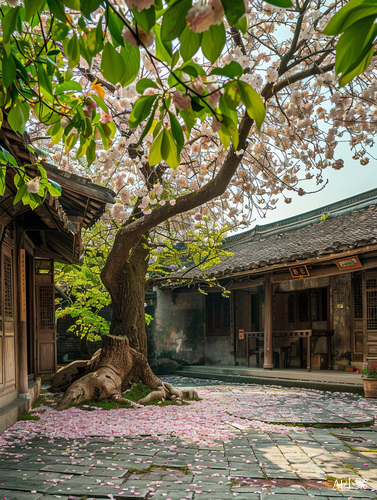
[1, 380, 376, 449]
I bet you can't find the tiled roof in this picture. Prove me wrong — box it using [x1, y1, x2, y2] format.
[197, 201, 377, 279]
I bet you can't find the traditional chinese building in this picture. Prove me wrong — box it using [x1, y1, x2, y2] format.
[151, 188, 377, 371]
[0, 121, 115, 432]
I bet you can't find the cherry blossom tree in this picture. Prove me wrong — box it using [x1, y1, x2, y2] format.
[2, 0, 377, 406]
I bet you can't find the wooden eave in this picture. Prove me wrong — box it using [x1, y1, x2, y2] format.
[0, 115, 115, 263]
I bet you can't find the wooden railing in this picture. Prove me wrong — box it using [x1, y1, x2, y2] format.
[244, 329, 334, 371]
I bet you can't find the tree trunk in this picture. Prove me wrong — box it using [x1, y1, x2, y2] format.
[52, 235, 198, 409]
[107, 235, 149, 357]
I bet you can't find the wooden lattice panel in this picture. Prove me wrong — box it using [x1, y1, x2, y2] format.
[38, 285, 54, 330]
[366, 278, 377, 331]
[4, 254, 12, 319]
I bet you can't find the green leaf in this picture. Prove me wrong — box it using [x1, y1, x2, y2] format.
[138, 100, 159, 143]
[171, 50, 179, 68]
[154, 23, 172, 64]
[220, 114, 239, 149]
[0, 167, 6, 196]
[86, 139, 96, 165]
[210, 61, 243, 78]
[64, 0, 80, 8]
[149, 129, 164, 165]
[106, 7, 125, 47]
[96, 123, 111, 149]
[100, 43, 126, 85]
[66, 33, 81, 69]
[79, 36, 93, 67]
[14, 184, 28, 205]
[161, 0, 192, 42]
[55, 81, 83, 94]
[202, 23, 226, 64]
[335, 17, 377, 76]
[65, 133, 78, 151]
[101, 121, 116, 139]
[179, 61, 206, 77]
[24, 0, 45, 20]
[136, 78, 159, 94]
[339, 45, 374, 87]
[180, 107, 196, 134]
[132, 5, 156, 32]
[36, 63, 54, 103]
[47, 0, 67, 23]
[129, 95, 158, 128]
[224, 81, 241, 110]
[8, 100, 30, 134]
[168, 111, 184, 154]
[235, 14, 247, 34]
[220, 0, 245, 25]
[323, 0, 374, 36]
[179, 27, 202, 61]
[91, 95, 108, 112]
[3, 6, 21, 44]
[238, 80, 266, 129]
[2, 50, 17, 89]
[86, 17, 104, 56]
[46, 180, 62, 196]
[161, 129, 180, 168]
[80, 0, 104, 19]
[120, 44, 140, 86]
[264, 0, 293, 7]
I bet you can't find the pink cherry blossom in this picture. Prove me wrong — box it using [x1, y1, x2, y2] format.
[172, 90, 191, 111]
[101, 111, 112, 124]
[206, 84, 222, 108]
[122, 25, 155, 48]
[186, 0, 224, 33]
[125, 0, 155, 12]
[26, 178, 40, 194]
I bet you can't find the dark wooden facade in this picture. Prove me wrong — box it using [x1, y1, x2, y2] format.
[0, 120, 115, 432]
[153, 189, 377, 371]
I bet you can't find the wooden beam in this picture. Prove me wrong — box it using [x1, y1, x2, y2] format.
[271, 256, 377, 283]
[229, 278, 264, 289]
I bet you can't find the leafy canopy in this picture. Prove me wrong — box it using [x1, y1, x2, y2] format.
[0, 0, 294, 208]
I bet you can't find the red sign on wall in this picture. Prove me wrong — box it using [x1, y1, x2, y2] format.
[239, 329, 244, 340]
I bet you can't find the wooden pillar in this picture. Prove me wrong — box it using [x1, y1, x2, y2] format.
[263, 274, 274, 369]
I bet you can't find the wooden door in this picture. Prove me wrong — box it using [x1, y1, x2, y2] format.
[35, 259, 57, 374]
[2, 243, 16, 391]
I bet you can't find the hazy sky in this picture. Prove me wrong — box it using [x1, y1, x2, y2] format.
[251, 143, 377, 227]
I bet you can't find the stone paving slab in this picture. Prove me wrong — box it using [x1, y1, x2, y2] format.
[1, 381, 377, 499]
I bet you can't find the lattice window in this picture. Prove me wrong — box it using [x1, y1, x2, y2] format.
[353, 273, 363, 319]
[366, 278, 377, 331]
[223, 297, 230, 328]
[4, 254, 13, 318]
[298, 292, 309, 323]
[311, 291, 320, 321]
[288, 294, 295, 323]
[38, 285, 54, 330]
[206, 294, 230, 335]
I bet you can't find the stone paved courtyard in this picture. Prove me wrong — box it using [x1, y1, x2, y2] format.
[1, 378, 377, 500]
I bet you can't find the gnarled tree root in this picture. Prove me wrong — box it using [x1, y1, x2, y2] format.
[54, 335, 198, 410]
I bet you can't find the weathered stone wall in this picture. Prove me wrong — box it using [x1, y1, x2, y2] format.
[153, 289, 206, 364]
[205, 336, 234, 365]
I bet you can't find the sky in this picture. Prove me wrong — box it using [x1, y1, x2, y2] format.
[250, 143, 377, 228]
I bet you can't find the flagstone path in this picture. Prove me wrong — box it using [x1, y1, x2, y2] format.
[0, 378, 377, 500]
